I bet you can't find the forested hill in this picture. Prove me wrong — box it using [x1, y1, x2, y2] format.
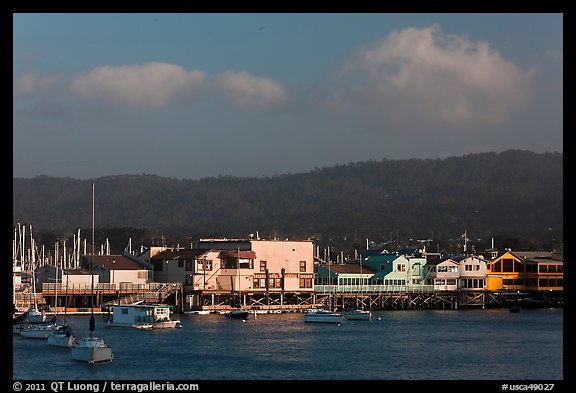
[13, 150, 563, 249]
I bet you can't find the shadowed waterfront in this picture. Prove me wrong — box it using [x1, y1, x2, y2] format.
[13, 308, 562, 380]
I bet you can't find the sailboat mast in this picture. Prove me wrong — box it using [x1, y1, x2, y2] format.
[55, 252, 59, 315]
[92, 180, 95, 257]
[237, 247, 240, 307]
[90, 179, 96, 336]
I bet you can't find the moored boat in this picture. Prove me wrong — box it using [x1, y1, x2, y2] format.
[21, 322, 62, 339]
[106, 303, 182, 329]
[225, 310, 250, 319]
[345, 309, 371, 321]
[184, 310, 210, 315]
[71, 336, 113, 364]
[47, 325, 75, 347]
[303, 308, 343, 324]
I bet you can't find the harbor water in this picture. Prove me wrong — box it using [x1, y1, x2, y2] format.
[13, 308, 563, 381]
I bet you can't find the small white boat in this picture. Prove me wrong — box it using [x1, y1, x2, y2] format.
[184, 310, 210, 315]
[21, 322, 62, 339]
[47, 326, 75, 347]
[303, 309, 343, 324]
[131, 324, 154, 330]
[345, 309, 372, 321]
[71, 336, 113, 364]
[26, 308, 47, 324]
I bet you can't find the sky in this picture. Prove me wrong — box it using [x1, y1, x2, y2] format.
[13, 13, 563, 180]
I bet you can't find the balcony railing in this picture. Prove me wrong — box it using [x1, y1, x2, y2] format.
[313, 284, 437, 293]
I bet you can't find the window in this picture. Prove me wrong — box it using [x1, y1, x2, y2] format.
[299, 261, 306, 272]
[185, 275, 193, 285]
[239, 259, 253, 269]
[492, 261, 501, 272]
[186, 260, 194, 271]
[260, 261, 267, 272]
[178, 260, 184, 268]
[203, 259, 213, 271]
[446, 279, 456, 285]
[503, 259, 514, 272]
[465, 265, 473, 271]
[299, 277, 313, 288]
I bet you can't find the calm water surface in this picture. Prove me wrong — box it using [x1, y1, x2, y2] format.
[13, 308, 563, 380]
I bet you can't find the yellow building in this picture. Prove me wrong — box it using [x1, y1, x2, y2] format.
[486, 251, 563, 292]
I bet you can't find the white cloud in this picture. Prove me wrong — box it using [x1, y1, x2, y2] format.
[14, 73, 58, 94]
[337, 24, 536, 124]
[216, 71, 286, 110]
[70, 62, 206, 108]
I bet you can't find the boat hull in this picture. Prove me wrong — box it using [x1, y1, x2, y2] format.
[48, 331, 75, 347]
[21, 324, 61, 339]
[304, 312, 343, 324]
[184, 310, 210, 315]
[226, 311, 249, 319]
[27, 311, 47, 324]
[71, 337, 113, 363]
[345, 310, 371, 321]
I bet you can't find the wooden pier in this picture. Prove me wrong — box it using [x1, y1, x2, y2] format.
[16, 284, 562, 314]
[186, 288, 563, 312]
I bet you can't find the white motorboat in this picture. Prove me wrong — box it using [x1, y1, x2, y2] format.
[21, 322, 62, 339]
[184, 310, 210, 315]
[303, 308, 343, 324]
[71, 336, 113, 364]
[345, 309, 372, 321]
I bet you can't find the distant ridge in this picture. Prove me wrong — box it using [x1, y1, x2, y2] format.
[13, 150, 563, 247]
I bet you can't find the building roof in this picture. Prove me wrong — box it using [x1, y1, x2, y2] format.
[152, 249, 209, 260]
[426, 258, 459, 266]
[325, 263, 376, 275]
[512, 251, 554, 259]
[219, 250, 257, 259]
[365, 254, 399, 263]
[82, 254, 146, 270]
[63, 268, 94, 275]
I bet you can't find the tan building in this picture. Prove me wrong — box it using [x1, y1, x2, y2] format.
[152, 238, 315, 295]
